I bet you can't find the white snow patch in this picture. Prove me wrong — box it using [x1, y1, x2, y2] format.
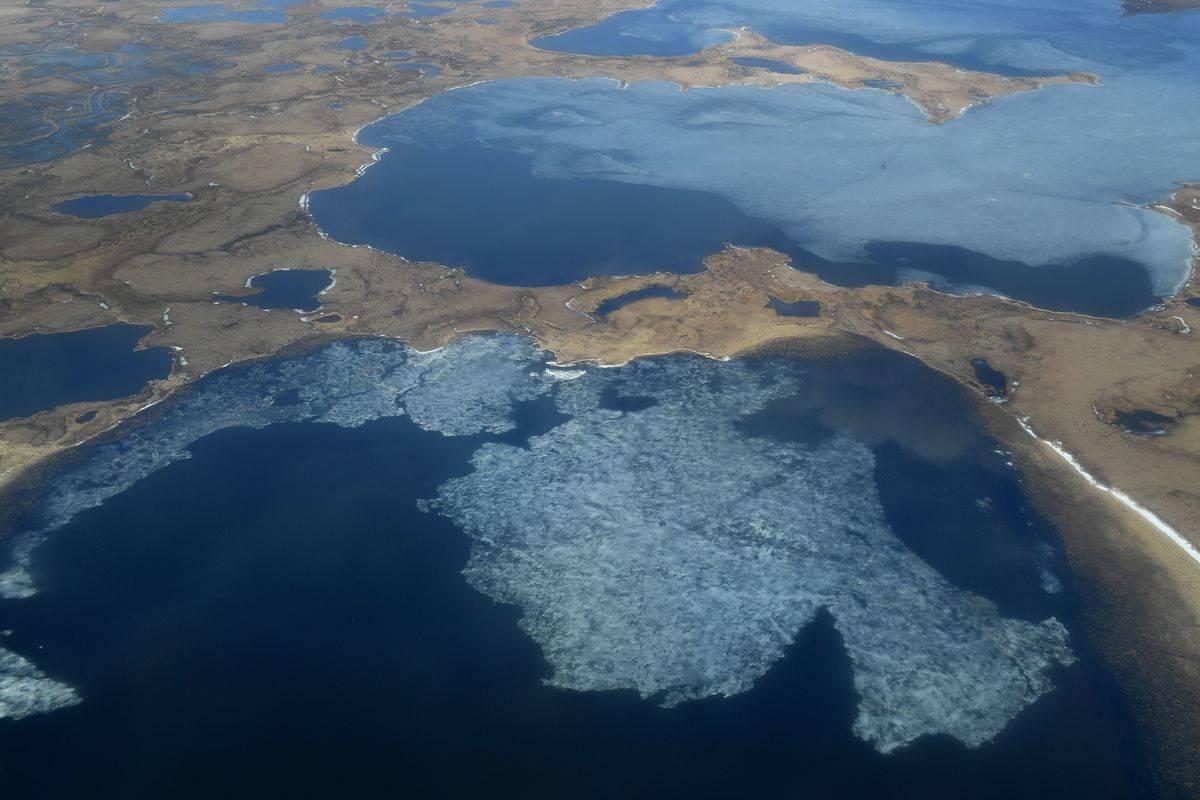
[1017, 417, 1200, 566]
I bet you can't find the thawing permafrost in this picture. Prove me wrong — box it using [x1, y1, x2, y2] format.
[0, 334, 551, 600]
[429, 355, 1075, 753]
[0, 648, 79, 720]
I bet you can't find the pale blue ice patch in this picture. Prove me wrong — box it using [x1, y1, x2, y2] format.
[363, 74, 1199, 295]
[0, 334, 551, 600]
[0, 648, 79, 721]
[428, 354, 1076, 753]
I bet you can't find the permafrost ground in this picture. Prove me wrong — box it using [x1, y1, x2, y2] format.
[1, 335, 1073, 751]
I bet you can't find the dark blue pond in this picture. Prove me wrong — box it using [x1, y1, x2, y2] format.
[307, 140, 1157, 316]
[0, 345, 1151, 798]
[263, 62, 299, 73]
[731, 56, 806, 74]
[334, 35, 367, 50]
[1186, 297, 1200, 308]
[0, 324, 173, 422]
[970, 357, 1007, 398]
[1112, 408, 1174, 436]
[595, 285, 687, 316]
[767, 296, 820, 316]
[52, 193, 190, 218]
[213, 269, 333, 312]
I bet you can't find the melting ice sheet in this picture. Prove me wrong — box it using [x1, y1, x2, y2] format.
[0, 335, 1073, 752]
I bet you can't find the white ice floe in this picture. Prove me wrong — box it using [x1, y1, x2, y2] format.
[0, 648, 79, 721]
[0, 335, 551, 599]
[429, 355, 1075, 753]
[543, 367, 587, 381]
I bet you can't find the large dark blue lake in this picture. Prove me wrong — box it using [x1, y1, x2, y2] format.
[0, 324, 173, 422]
[307, 138, 1157, 316]
[0, 337, 1151, 797]
[301, 49, 1200, 316]
[307, 142, 783, 286]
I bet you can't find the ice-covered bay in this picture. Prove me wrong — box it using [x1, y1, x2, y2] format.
[308, 0, 1200, 304]
[339, 70, 1198, 298]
